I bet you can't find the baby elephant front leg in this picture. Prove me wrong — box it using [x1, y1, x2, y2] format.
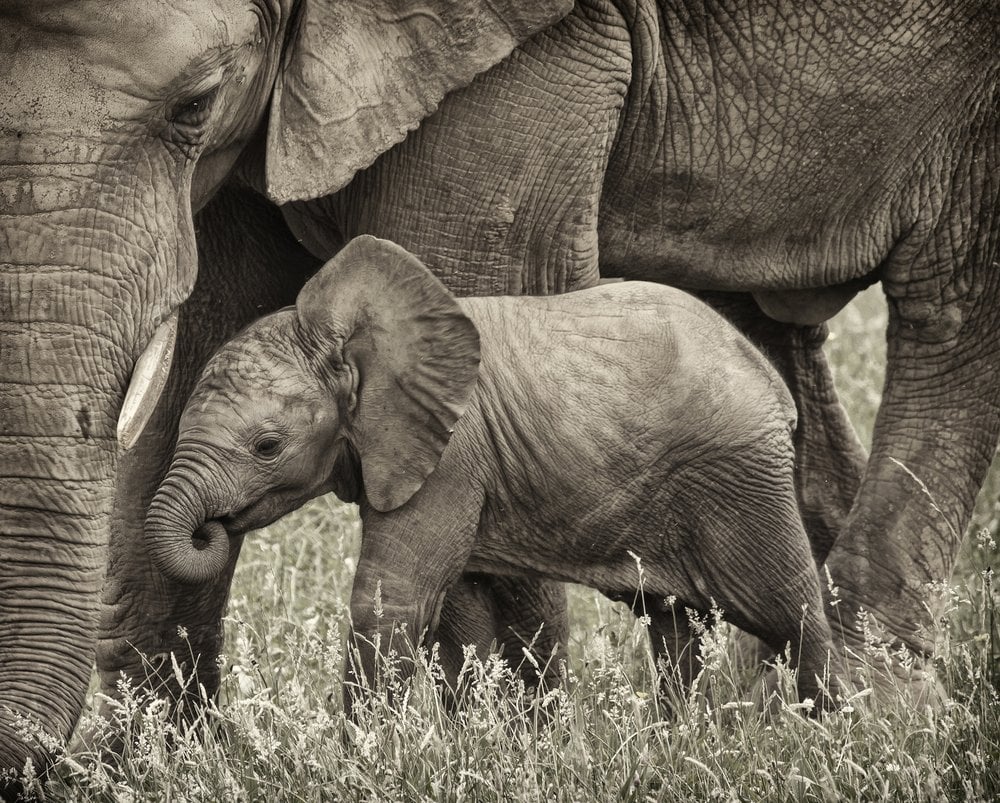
[343, 489, 480, 719]
[344, 565, 435, 719]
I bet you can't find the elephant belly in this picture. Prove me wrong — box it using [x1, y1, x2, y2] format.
[596, 177, 892, 297]
[466, 497, 695, 605]
[463, 543, 688, 604]
[592, 0, 951, 298]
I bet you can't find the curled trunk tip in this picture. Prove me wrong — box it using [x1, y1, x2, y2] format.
[147, 519, 230, 585]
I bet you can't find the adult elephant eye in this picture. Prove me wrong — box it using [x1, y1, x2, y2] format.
[165, 87, 221, 157]
[170, 88, 219, 130]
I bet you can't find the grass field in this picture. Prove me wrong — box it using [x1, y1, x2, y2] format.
[45, 288, 1000, 801]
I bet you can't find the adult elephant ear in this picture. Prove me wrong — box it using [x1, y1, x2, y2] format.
[266, 0, 573, 203]
[296, 236, 481, 512]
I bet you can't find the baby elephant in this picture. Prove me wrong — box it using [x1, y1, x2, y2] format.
[146, 235, 839, 712]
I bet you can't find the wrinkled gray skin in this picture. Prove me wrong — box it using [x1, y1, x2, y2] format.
[1, 0, 997, 787]
[147, 236, 842, 713]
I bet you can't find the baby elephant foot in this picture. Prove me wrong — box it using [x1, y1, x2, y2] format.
[753, 656, 843, 718]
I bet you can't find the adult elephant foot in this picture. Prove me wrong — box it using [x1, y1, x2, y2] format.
[827, 628, 946, 708]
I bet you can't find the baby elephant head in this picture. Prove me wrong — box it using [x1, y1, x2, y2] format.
[145, 236, 481, 584]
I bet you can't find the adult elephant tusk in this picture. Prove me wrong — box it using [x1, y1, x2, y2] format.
[117, 313, 179, 450]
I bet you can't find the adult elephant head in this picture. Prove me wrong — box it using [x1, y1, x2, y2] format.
[0, 0, 569, 786]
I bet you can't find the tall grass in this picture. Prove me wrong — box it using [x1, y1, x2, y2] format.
[37, 287, 1000, 800]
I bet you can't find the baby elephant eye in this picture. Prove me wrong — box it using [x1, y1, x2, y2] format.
[253, 436, 283, 459]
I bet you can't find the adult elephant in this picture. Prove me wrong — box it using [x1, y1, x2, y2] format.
[0, 0, 997, 788]
[0, 0, 572, 785]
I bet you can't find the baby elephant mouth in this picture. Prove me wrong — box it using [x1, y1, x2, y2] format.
[218, 502, 278, 537]
[214, 490, 310, 540]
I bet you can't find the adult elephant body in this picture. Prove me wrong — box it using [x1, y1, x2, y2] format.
[0, 0, 996, 788]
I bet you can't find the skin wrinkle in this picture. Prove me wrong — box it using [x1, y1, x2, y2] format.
[0, 471, 107, 485]
[0, 474, 110, 511]
[0, 569, 106, 593]
[3, 326, 127, 395]
[0, 453, 112, 487]
[19, 3, 260, 110]
[0, 193, 162, 265]
[0, 500, 109, 733]
[317, 1, 629, 298]
[0, 500, 105, 522]
[3, 333, 128, 404]
[2, 320, 120, 357]
[600, 0, 992, 296]
[0, 156, 192, 360]
[146, 487, 211, 546]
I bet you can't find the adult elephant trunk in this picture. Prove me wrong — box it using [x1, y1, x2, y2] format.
[0, 311, 114, 781]
[0, 137, 187, 792]
[1, 238, 122, 779]
[145, 454, 232, 585]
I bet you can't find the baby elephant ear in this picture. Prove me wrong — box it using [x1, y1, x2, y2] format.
[296, 236, 480, 512]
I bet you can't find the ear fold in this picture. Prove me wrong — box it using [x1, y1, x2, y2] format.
[265, 0, 572, 203]
[296, 236, 480, 512]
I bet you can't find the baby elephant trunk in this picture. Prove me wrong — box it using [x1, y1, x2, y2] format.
[145, 464, 231, 584]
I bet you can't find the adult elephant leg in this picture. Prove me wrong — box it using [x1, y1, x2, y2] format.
[92, 187, 321, 740]
[699, 291, 867, 563]
[825, 273, 1000, 698]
